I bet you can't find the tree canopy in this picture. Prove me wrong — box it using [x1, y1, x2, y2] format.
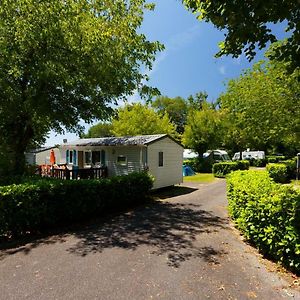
[151, 96, 188, 134]
[182, 101, 223, 156]
[183, 0, 300, 72]
[0, 0, 162, 175]
[219, 59, 300, 155]
[80, 123, 114, 138]
[112, 103, 177, 138]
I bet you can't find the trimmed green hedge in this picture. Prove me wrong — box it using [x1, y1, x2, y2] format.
[0, 172, 153, 239]
[266, 163, 288, 183]
[212, 160, 250, 178]
[227, 170, 300, 272]
[252, 158, 267, 167]
[266, 156, 286, 163]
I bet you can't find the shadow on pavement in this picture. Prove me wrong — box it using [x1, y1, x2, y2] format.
[67, 200, 228, 268]
[151, 186, 198, 200]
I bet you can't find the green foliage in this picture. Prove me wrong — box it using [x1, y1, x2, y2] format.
[0, 172, 153, 239]
[266, 163, 289, 183]
[81, 123, 114, 138]
[151, 96, 188, 134]
[282, 158, 297, 180]
[183, 158, 212, 173]
[266, 156, 286, 163]
[0, 0, 163, 175]
[112, 103, 177, 138]
[219, 59, 300, 156]
[183, 1, 300, 72]
[227, 170, 300, 272]
[252, 158, 267, 167]
[212, 161, 249, 178]
[183, 101, 223, 156]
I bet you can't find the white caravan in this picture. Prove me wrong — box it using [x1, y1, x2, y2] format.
[232, 150, 265, 161]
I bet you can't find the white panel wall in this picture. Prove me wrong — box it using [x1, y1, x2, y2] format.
[147, 137, 183, 189]
[106, 146, 144, 177]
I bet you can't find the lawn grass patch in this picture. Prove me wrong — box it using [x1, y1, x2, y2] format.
[183, 173, 215, 183]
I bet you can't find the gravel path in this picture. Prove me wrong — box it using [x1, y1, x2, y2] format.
[0, 180, 299, 299]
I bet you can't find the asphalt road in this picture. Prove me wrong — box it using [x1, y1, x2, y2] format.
[0, 180, 299, 300]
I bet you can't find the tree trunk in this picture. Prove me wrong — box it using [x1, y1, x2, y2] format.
[8, 117, 34, 176]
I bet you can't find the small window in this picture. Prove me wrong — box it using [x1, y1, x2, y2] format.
[85, 151, 92, 164]
[69, 150, 73, 164]
[158, 151, 164, 167]
[117, 155, 127, 166]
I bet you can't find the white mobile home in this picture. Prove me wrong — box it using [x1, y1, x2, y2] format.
[25, 146, 61, 165]
[60, 134, 183, 189]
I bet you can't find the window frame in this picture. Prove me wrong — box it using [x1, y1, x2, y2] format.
[117, 155, 127, 166]
[158, 151, 164, 167]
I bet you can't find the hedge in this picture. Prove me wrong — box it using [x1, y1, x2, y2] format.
[212, 160, 250, 178]
[266, 163, 289, 183]
[183, 158, 212, 173]
[227, 170, 300, 272]
[266, 156, 286, 163]
[0, 172, 153, 239]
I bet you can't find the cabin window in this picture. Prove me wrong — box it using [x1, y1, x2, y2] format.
[85, 151, 92, 164]
[158, 151, 164, 167]
[117, 155, 127, 166]
[69, 150, 73, 164]
[92, 151, 101, 165]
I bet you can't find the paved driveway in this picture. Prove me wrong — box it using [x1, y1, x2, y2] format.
[0, 180, 299, 299]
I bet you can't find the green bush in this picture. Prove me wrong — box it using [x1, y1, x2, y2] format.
[212, 161, 249, 178]
[266, 156, 286, 163]
[183, 157, 212, 173]
[0, 172, 153, 239]
[227, 170, 300, 272]
[282, 158, 297, 180]
[252, 158, 267, 167]
[266, 163, 288, 183]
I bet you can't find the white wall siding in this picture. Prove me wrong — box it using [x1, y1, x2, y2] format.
[147, 137, 183, 189]
[106, 146, 144, 177]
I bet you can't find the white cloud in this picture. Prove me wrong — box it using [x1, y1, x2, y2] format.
[219, 65, 226, 75]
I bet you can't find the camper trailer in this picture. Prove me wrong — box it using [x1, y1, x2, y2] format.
[203, 150, 231, 163]
[232, 150, 265, 161]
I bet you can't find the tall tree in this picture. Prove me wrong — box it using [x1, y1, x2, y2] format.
[112, 103, 177, 138]
[0, 0, 162, 175]
[219, 58, 300, 155]
[182, 101, 223, 157]
[81, 123, 114, 138]
[151, 96, 188, 134]
[183, 0, 300, 72]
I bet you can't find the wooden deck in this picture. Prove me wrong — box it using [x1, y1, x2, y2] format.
[39, 165, 108, 180]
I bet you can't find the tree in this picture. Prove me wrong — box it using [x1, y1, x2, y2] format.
[187, 91, 209, 111]
[112, 103, 177, 138]
[80, 123, 114, 138]
[0, 0, 162, 175]
[183, 0, 300, 72]
[151, 96, 188, 134]
[182, 101, 223, 157]
[219, 58, 300, 155]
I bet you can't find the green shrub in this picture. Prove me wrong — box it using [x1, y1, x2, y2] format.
[0, 172, 153, 239]
[266, 163, 288, 183]
[227, 170, 300, 272]
[236, 160, 250, 170]
[183, 157, 212, 173]
[252, 158, 267, 167]
[212, 161, 249, 178]
[266, 156, 286, 163]
[282, 158, 297, 180]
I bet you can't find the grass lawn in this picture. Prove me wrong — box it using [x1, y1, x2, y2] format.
[291, 180, 300, 189]
[183, 173, 215, 183]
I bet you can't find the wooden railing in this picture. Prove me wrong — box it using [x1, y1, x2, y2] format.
[39, 166, 108, 180]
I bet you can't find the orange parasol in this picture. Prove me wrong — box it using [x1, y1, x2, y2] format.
[50, 149, 56, 165]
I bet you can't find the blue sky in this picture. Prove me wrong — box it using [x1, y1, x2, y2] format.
[45, 0, 287, 146]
